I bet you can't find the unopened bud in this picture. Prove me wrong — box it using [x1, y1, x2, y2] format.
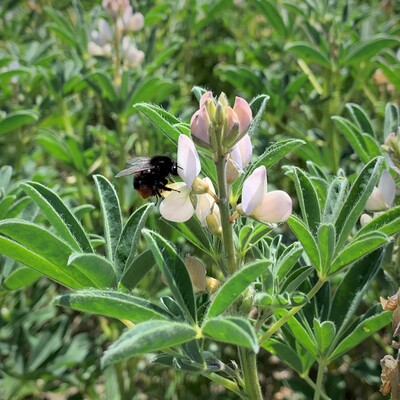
[205, 209, 222, 236]
[206, 277, 221, 293]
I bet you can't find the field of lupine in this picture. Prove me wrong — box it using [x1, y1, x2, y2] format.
[1, 1, 400, 399]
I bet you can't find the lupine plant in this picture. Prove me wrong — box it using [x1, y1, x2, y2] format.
[0, 87, 399, 399]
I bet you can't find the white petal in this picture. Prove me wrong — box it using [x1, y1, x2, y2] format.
[159, 186, 194, 222]
[199, 91, 213, 108]
[177, 135, 201, 187]
[236, 134, 252, 169]
[241, 166, 267, 215]
[365, 187, 387, 211]
[378, 170, 395, 207]
[253, 190, 292, 223]
[360, 213, 373, 226]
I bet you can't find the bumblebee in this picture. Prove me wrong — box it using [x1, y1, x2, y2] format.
[116, 155, 178, 199]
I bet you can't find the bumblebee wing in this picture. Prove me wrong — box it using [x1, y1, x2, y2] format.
[116, 157, 152, 177]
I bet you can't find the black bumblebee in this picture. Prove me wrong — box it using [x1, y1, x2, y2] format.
[116, 155, 179, 199]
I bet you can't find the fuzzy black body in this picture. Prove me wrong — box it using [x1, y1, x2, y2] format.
[116, 155, 178, 199]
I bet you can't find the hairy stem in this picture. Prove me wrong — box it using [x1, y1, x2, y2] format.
[239, 348, 263, 400]
[202, 372, 245, 398]
[215, 156, 236, 275]
[303, 375, 331, 400]
[313, 361, 325, 400]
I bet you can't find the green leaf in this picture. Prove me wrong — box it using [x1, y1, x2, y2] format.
[54, 290, 170, 322]
[143, 229, 196, 322]
[133, 103, 181, 145]
[275, 310, 317, 356]
[275, 242, 303, 280]
[332, 116, 370, 163]
[36, 130, 72, 163]
[20, 181, 93, 253]
[101, 320, 197, 367]
[166, 216, 214, 256]
[313, 319, 336, 355]
[262, 338, 303, 373]
[285, 167, 321, 233]
[93, 175, 122, 263]
[328, 311, 391, 362]
[86, 71, 117, 102]
[287, 215, 321, 272]
[67, 253, 117, 289]
[384, 102, 399, 139]
[334, 157, 383, 251]
[206, 260, 268, 319]
[0, 110, 39, 136]
[0, 195, 16, 219]
[0, 223, 82, 289]
[285, 42, 332, 68]
[330, 232, 388, 274]
[345, 103, 375, 137]
[355, 206, 400, 238]
[317, 224, 335, 275]
[252, 0, 286, 37]
[202, 317, 259, 353]
[120, 249, 155, 290]
[2, 267, 42, 290]
[345, 35, 400, 64]
[114, 203, 152, 278]
[329, 249, 383, 331]
[322, 177, 348, 224]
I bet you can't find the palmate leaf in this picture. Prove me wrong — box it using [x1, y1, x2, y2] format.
[285, 167, 321, 234]
[202, 317, 259, 353]
[329, 249, 384, 331]
[143, 229, 196, 323]
[93, 175, 122, 264]
[205, 260, 268, 319]
[20, 181, 93, 253]
[114, 203, 153, 278]
[0, 110, 39, 137]
[328, 311, 391, 362]
[67, 253, 117, 289]
[2, 267, 42, 290]
[133, 103, 182, 145]
[101, 320, 198, 367]
[334, 157, 383, 252]
[0, 220, 83, 288]
[54, 290, 171, 323]
[329, 232, 388, 274]
[120, 249, 155, 290]
[287, 215, 321, 272]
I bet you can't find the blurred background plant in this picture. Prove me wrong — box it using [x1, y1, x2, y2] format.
[0, 0, 399, 398]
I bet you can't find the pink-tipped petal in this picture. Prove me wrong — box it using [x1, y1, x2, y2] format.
[378, 170, 396, 207]
[199, 91, 213, 108]
[190, 106, 211, 144]
[254, 190, 292, 223]
[159, 185, 194, 222]
[226, 106, 240, 133]
[242, 166, 267, 215]
[233, 96, 252, 134]
[178, 135, 201, 187]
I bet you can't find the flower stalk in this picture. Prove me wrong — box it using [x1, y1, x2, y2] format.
[215, 155, 236, 276]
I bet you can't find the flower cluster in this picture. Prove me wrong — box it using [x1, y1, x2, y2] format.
[88, 0, 144, 69]
[159, 91, 292, 229]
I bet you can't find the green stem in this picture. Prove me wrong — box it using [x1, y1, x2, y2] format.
[313, 361, 325, 400]
[259, 278, 325, 345]
[303, 375, 331, 400]
[215, 156, 236, 275]
[202, 372, 245, 399]
[239, 348, 263, 400]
